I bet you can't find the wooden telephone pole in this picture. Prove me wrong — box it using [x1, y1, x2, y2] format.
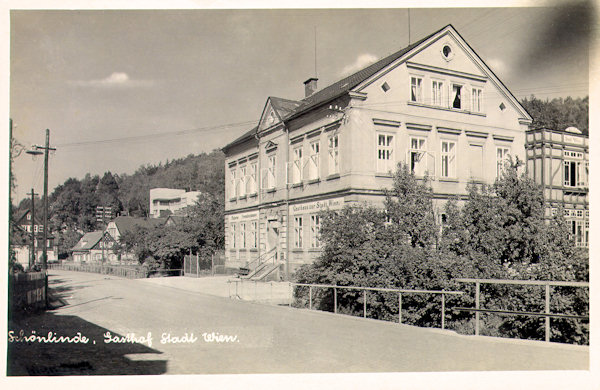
[27, 189, 38, 269]
[26, 129, 56, 270]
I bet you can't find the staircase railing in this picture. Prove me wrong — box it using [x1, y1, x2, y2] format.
[240, 247, 277, 275]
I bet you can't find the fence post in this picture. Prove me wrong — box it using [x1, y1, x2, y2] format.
[309, 286, 312, 310]
[363, 289, 367, 318]
[334, 287, 337, 314]
[211, 253, 214, 276]
[441, 293, 445, 330]
[398, 292, 402, 324]
[289, 283, 292, 307]
[475, 282, 480, 336]
[545, 283, 551, 342]
[196, 254, 199, 278]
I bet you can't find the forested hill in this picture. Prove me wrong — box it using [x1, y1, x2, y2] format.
[520, 96, 589, 135]
[14, 150, 225, 250]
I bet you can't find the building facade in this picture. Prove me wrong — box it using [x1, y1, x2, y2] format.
[12, 209, 58, 267]
[526, 127, 589, 247]
[72, 231, 119, 264]
[222, 25, 532, 280]
[149, 188, 202, 218]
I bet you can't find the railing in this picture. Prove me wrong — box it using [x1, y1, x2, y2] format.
[48, 263, 148, 279]
[291, 282, 464, 330]
[453, 278, 589, 342]
[241, 247, 277, 276]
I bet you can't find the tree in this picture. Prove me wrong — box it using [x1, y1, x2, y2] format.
[521, 95, 589, 134]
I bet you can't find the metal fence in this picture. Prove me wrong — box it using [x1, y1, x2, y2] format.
[291, 282, 464, 330]
[453, 278, 589, 342]
[183, 250, 226, 277]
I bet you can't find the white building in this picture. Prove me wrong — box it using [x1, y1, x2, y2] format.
[149, 188, 202, 218]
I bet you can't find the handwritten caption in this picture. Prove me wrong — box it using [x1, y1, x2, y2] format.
[8, 330, 239, 347]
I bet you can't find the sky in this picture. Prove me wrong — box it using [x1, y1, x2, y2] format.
[8, 1, 596, 203]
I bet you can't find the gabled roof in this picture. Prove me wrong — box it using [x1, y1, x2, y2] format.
[285, 28, 441, 122]
[72, 231, 105, 251]
[112, 216, 167, 235]
[14, 209, 43, 226]
[223, 26, 443, 152]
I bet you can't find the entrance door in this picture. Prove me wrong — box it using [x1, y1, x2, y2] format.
[266, 220, 280, 259]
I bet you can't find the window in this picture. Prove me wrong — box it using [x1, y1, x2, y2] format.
[294, 217, 303, 248]
[249, 221, 257, 249]
[310, 215, 321, 248]
[247, 162, 257, 195]
[239, 222, 246, 249]
[408, 137, 426, 176]
[432, 80, 444, 106]
[27, 214, 31, 220]
[328, 135, 339, 175]
[34, 225, 38, 233]
[440, 140, 456, 178]
[496, 147, 511, 178]
[569, 220, 585, 247]
[229, 167, 237, 198]
[468, 144, 484, 180]
[308, 141, 320, 180]
[410, 77, 423, 103]
[238, 165, 247, 197]
[262, 155, 276, 190]
[564, 158, 586, 187]
[230, 223, 236, 249]
[292, 146, 303, 184]
[452, 84, 462, 109]
[377, 133, 394, 173]
[471, 87, 483, 112]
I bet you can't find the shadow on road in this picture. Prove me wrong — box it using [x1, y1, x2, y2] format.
[7, 311, 167, 376]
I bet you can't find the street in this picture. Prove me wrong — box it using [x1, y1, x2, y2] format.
[7, 270, 589, 375]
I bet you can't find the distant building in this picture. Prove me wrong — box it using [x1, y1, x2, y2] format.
[72, 231, 118, 264]
[105, 216, 167, 263]
[149, 188, 202, 218]
[222, 24, 532, 280]
[525, 127, 589, 247]
[11, 209, 58, 267]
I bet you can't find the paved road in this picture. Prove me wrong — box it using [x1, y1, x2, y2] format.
[8, 270, 588, 375]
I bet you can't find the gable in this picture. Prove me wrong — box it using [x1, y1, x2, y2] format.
[354, 25, 531, 123]
[258, 99, 283, 132]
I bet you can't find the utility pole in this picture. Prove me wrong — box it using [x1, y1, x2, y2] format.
[27, 129, 56, 271]
[27, 189, 38, 269]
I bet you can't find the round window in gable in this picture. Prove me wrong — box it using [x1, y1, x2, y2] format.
[441, 44, 454, 61]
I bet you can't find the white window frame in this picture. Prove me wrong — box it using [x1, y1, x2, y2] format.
[432, 80, 444, 107]
[238, 165, 247, 197]
[230, 223, 236, 249]
[229, 166, 237, 198]
[328, 134, 339, 175]
[440, 140, 457, 178]
[471, 87, 483, 112]
[310, 214, 321, 248]
[247, 162, 257, 195]
[262, 155, 276, 190]
[408, 136, 427, 176]
[376, 132, 395, 173]
[496, 147, 511, 178]
[249, 221, 257, 249]
[410, 76, 423, 103]
[239, 222, 246, 249]
[564, 153, 586, 187]
[308, 141, 320, 180]
[292, 146, 303, 184]
[451, 83, 463, 110]
[294, 217, 303, 248]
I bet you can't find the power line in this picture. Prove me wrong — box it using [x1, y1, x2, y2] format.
[55, 119, 258, 148]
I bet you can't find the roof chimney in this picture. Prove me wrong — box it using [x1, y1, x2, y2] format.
[303, 77, 318, 97]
